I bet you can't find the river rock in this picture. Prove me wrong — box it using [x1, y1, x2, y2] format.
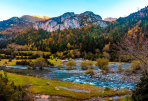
[109, 98, 113, 101]
[35, 98, 49, 101]
[113, 87, 118, 91]
[35, 96, 40, 99]
[46, 82, 50, 85]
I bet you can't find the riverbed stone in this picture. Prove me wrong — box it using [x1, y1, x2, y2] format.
[35, 96, 40, 99]
[35, 98, 49, 101]
[109, 98, 113, 101]
[46, 82, 50, 85]
[113, 87, 118, 91]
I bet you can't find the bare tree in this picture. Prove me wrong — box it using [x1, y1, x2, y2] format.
[113, 25, 148, 75]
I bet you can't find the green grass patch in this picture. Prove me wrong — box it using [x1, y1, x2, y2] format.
[0, 71, 131, 100]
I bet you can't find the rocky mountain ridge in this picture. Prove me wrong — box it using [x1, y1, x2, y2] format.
[33, 11, 108, 32]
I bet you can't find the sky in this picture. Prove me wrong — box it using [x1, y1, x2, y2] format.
[0, 0, 148, 21]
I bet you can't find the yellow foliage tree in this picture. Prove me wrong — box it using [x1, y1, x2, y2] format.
[67, 43, 71, 49]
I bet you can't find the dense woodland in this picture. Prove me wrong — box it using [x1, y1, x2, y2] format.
[0, 6, 148, 62]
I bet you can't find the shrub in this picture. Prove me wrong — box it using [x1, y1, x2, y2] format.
[117, 63, 123, 73]
[9, 58, 12, 62]
[80, 61, 88, 70]
[5, 61, 7, 64]
[132, 75, 148, 101]
[66, 67, 73, 70]
[34, 58, 47, 70]
[102, 65, 109, 71]
[65, 60, 76, 70]
[27, 65, 32, 70]
[85, 68, 95, 76]
[0, 72, 32, 100]
[95, 58, 109, 70]
[58, 67, 61, 70]
[87, 61, 94, 68]
[130, 60, 141, 71]
[16, 60, 30, 66]
[46, 59, 54, 66]
[0, 58, 1, 61]
[104, 87, 110, 91]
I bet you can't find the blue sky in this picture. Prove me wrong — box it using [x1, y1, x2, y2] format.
[0, 0, 148, 21]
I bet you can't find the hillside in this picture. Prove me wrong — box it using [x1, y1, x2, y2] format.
[105, 6, 148, 41]
[20, 15, 50, 23]
[0, 15, 49, 35]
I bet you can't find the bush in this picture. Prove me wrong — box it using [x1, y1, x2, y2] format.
[66, 67, 73, 70]
[9, 58, 12, 62]
[27, 65, 32, 70]
[132, 75, 148, 101]
[80, 61, 88, 70]
[117, 63, 123, 73]
[34, 58, 47, 70]
[0, 72, 32, 100]
[130, 60, 141, 71]
[95, 58, 109, 70]
[102, 65, 109, 71]
[87, 61, 94, 68]
[85, 68, 95, 76]
[58, 67, 61, 70]
[0, 58, 1, 61]
[5, 61, 7, 64]
[65, 60, 76, 70]
[104, 87, 110, 91]
[16, 60, 30, 66]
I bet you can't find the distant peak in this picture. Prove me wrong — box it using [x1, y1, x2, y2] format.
[80, 11, 102, 19]
[61, 12, 75, 17]
[31, 15, 50, 19]
[83, 11, 94, 14]
[104, 17, 117, 22]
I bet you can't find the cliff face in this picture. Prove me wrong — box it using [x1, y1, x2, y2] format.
[33, 11, 108, 32]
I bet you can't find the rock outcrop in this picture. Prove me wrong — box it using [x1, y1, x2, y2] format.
[104, 17, 117, 22]
[33, 11, 108, 32]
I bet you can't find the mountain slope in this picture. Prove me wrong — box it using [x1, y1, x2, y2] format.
[0, 15, 49, 34]
[33, 11, 108, 32]
[105, 6, 148, 41]
[0, 17, 32, 33]
[20, 15, 50, 23]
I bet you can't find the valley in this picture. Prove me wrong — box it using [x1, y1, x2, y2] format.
[0, 2, 148, 101]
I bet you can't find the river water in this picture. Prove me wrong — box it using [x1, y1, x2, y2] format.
[7, 62, 138, 89]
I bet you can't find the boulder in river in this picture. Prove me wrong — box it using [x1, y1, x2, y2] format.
[113, 87, 118, 91]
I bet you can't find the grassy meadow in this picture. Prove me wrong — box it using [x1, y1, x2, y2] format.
[0, 71, 131, 100]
